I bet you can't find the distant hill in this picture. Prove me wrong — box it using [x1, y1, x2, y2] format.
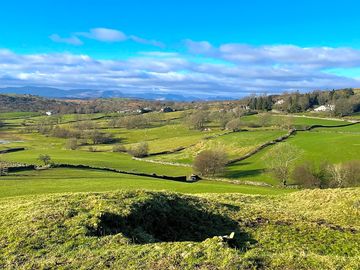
[0, 86, 230, 101]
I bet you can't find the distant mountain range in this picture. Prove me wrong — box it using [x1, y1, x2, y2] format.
[0, 86, 234, 101]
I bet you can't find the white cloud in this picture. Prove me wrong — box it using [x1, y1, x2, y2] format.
[49, 34, 83, 45]
[1, 46, 360, 98]
[78, 28, 127, 42]
[186, 40, 360, 68]
[50, 27, 164, 47]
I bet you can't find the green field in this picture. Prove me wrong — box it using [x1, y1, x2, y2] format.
[0, 168, 289, 198]
[1, 110, 360, 269]
[1, 112, 359, 188]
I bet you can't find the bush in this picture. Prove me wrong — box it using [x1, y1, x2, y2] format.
[327, 160, 360, 188]
[65, 138, 78, 150]
[38, 154, 52, 166]
[292, 162, 330, 188]
[88, 146, 97, 152]
[225, 119, 242, 132]
[113, 144, 127, 152]
[86, 130, 115, 144]
[193, 149, 228, 177]
[293, 160, 360, 189]
[52, 126, 81, 139]
[186, 111, 208, 130]
[128, 142, 149, 157]
[119, 115, 150, 129]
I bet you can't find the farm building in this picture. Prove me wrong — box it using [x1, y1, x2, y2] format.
[314, 104, 335, 112]
[161, 107, 174, 113]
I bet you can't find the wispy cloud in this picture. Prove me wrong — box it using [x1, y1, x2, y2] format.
[50, 27, 164, 47]
[49, 34, 83, 45]
[185, 40, 360, 68]
[77, 28, 127, 42]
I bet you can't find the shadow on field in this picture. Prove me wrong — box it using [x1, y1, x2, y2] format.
[87, 194, 254, 250]
[225, 167, 264, 178]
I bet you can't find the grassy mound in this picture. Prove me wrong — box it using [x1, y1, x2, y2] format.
[0, 189, 359, 269]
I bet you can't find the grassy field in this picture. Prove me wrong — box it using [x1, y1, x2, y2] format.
[225, 126, 360, 184]
[0, 168, 290, 198]
[0, 188, 358, 269]
[1, 112, 359, 188]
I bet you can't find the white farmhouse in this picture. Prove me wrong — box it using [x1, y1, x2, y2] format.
[275, 99, 285, 105]
[314, 105, 335, 112]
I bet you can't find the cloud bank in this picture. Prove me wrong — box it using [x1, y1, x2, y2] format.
[1, 38, 360, 98]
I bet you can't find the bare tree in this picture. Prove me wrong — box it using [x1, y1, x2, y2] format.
[262, 143, 302, 186]
[186, 111, 208, 130]
[65, 138, 78, 150]
[128, 142, 149, 157]
[193, 149, 228, 177]
[258, 113, 273, 127]
[225, 118, 242, 132]
[328, 160, 360, 187]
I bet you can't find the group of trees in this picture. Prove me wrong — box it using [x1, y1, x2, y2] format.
[293, 160, 360, 188]
[262, 142, 360, 188]
[246, 88, 360, 116]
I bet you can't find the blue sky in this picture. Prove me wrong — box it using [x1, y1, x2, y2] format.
[1, 0, 360, 97]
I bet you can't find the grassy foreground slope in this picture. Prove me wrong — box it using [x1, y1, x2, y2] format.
[0, 188, 359, 269]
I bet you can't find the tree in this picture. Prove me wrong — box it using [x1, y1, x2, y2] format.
[65, 138, 78, 150]
[193, 149, 228, 177]
[334, 98, 353, 117]
[262, 143, 302, 186]
[342, 160, 360, 187]
[0, 160, 8, 176]
[327, 160, 360, 188]
[128, 142, 149, 158]
[86, 130, 115, 144]
[225, 118, 242, 132]
[38, 154, 52, 166]
[112, 144, 126, 152]
[258, 113, 272, 127]
[186, 111, 208, 130]
[292, 161, 330, 188]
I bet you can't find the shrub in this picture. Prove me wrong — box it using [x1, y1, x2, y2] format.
[186, 111, 208, 130]
[225, 119, 242, 132]
[128, 142, 149, 157]
[38, 154, 52, 166]
[88, 146, 97, 152]
[65, 138, 78, 150]
[113, 144, 127, 152]
[328, 160, 360, 188]
[257, 113, 272, 127]
[86, 130, 115, 144]
[119, 115, 150, 129]
[292, 162, 330, 188]
[342, 160, 360, 187]
[193, 149, 228, 177]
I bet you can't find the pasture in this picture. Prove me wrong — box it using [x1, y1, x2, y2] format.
[0, 110, 359, 191]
